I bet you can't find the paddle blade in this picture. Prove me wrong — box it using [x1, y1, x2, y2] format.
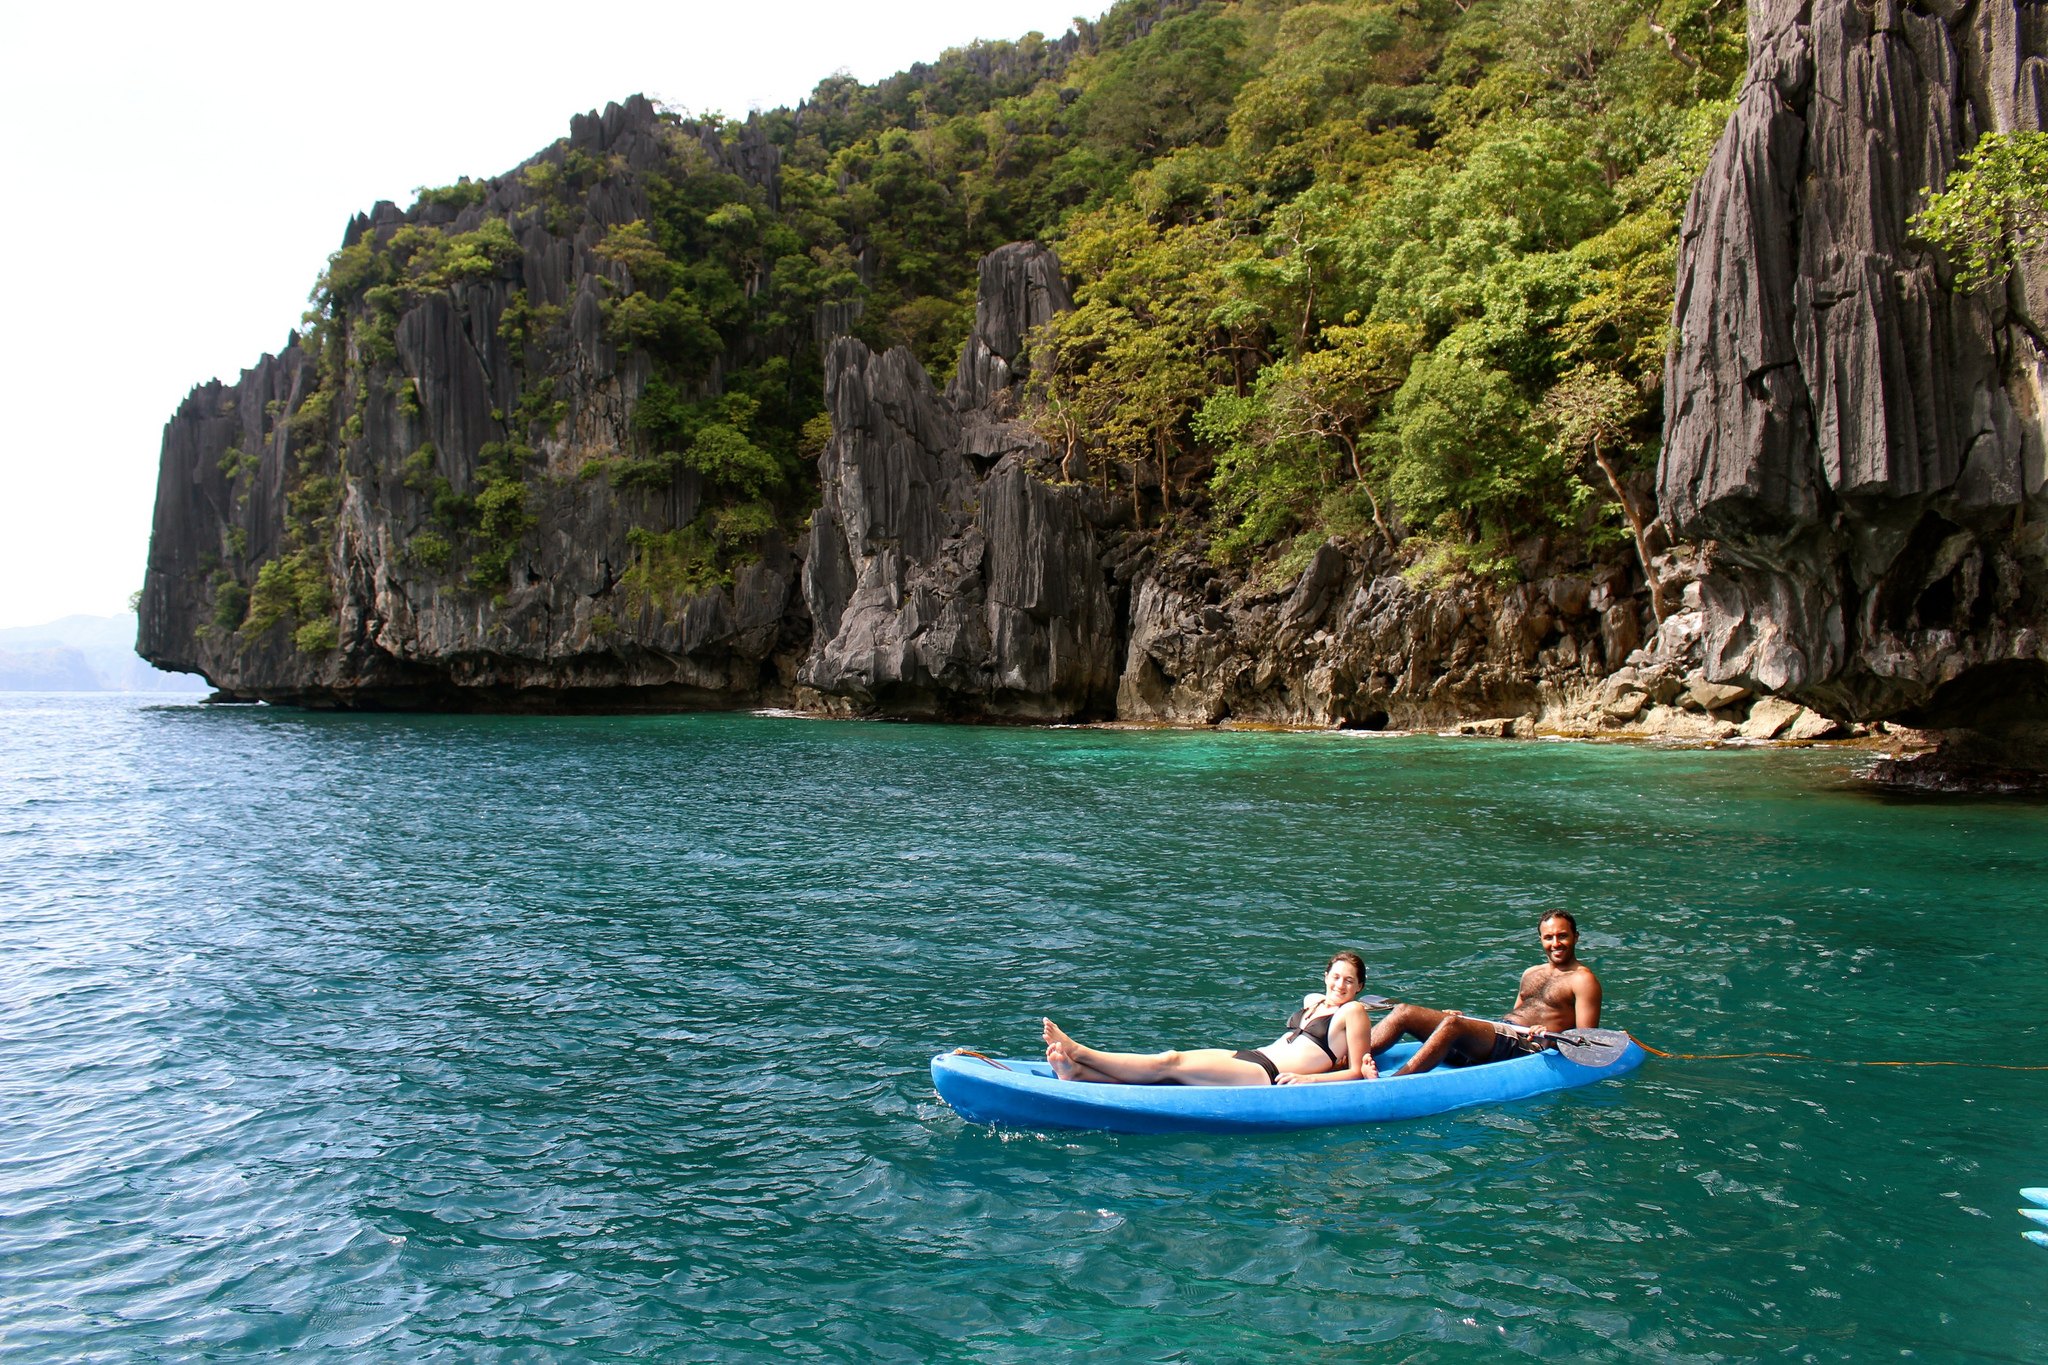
[2023, 1187, 2048, 1209]
[1551, 1028, 1633, 1068]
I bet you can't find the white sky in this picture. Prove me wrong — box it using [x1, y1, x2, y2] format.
[0, 0, 1084, 629]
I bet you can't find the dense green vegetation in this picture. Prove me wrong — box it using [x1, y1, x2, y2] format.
[750, 0, 1747, 576]
[1913, 131, 2048, 291]
[204, 398, 346, 652]
[273, 0, 1750, 627]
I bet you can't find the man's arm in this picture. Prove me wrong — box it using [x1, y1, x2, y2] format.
[1574, 972, 1602, 1029]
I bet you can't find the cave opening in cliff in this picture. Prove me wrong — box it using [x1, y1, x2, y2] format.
[1899, 657, 2048, 735]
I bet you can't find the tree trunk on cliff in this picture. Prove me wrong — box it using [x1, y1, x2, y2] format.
[1537, 365, 1666, 620]
[1592, 438, 1669, 621]
[1333, 431, 1390, 539]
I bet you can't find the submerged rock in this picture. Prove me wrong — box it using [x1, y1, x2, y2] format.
[1867, 749, 2048, 795]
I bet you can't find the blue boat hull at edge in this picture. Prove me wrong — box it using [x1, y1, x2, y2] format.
[930, 1039, 1648, 1134]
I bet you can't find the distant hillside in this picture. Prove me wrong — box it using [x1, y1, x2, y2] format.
[0, 614, 208, 692]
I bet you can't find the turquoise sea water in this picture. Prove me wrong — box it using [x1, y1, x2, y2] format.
[2, 694, 2044, 1362]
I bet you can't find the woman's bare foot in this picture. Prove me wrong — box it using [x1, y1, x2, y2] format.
[1042, 1019, 1081, 1079]
[1042, 1018, 1078, 1051]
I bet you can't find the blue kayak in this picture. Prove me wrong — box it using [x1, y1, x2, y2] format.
[930, 1037, 1648, 1134]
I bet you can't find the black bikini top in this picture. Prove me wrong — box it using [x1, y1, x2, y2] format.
[1284, 1001, 1341, 1063]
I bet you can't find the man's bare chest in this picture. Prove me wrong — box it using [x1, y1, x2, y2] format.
[1522, 966, 1581, 1007]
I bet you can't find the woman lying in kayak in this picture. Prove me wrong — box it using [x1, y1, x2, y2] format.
[1041, 951, 1379, 1086]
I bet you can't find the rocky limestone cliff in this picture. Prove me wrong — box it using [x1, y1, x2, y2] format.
[143, 96, 1801, 740]
[137, 98, 1141, 718]
[793, 237, 1675, 731]
[137, 87, 1692, 734]
[1660, 0, 2048, 770]
[1114, 540, 1652, 731]
[797, 244, 1123, 718]
[141, 96, 816, 709]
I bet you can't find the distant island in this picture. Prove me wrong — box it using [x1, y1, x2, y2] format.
[0, 614, 207, 692]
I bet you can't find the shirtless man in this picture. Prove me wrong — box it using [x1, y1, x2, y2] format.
[1371, 911, 1602, 1076]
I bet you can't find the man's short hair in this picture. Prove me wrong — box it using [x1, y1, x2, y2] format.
[1540, 910, 1578, 933]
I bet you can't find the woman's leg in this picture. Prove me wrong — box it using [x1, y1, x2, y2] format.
[1050, 1056, 1124, 1084]
[1042, 1019, 1270, 1086]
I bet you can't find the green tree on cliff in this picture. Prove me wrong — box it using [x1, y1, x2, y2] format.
[1913, 131, 2048, 291]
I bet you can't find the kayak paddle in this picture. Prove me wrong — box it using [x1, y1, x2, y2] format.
[1535, 1027, 1634, 1068]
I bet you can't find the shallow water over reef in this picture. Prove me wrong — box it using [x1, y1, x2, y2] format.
[2, 694, 2044, 1362]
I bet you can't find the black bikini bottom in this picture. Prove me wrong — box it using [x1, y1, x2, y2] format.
[1232, 1048, 1279, 1083]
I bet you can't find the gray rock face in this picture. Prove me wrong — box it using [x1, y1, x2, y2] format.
[946, 242, 1074, 412]
[1114, 538, 1631, 730]
[794, 239, 1658, 726]
[798, 244, 1122, 717]
[1660, 0, 2048, 750]
[138, 97, 808, 710]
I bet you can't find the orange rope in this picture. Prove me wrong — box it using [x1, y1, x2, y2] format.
[1633, 1038, 2048, 1071]
[951, 1048, 1012, 1070]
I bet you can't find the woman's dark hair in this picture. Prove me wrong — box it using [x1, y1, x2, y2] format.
[1540, 910, 1579, 933]
[1327, 950, 1366, 980]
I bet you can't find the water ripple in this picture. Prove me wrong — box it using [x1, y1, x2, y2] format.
[1, 695, 2044, 1361]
